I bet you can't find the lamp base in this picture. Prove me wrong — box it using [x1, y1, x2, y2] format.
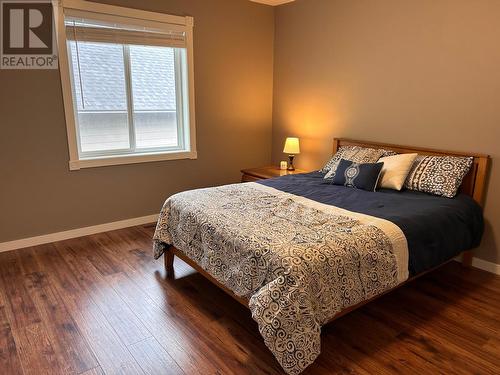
[287, 155, 295, 171]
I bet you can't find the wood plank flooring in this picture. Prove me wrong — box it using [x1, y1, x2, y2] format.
[0, 224, 498, 374]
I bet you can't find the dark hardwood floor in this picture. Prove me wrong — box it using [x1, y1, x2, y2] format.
[0, 224, 499, 374]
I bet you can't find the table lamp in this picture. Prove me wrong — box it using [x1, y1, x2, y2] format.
[283, 137, 300, 171]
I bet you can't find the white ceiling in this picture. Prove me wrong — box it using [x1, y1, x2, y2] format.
[250, 0, 295, 6]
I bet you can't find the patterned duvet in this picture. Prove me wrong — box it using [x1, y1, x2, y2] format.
[153, 182, 408, 374]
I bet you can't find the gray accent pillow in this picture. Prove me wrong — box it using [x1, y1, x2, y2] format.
[321, 146, 390, 175]
[404, 155, 473, 198]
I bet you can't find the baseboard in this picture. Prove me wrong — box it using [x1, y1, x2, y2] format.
[471, 257, 500, 275]
[0, 214, 159, 253]
[454, 255, 500, 275]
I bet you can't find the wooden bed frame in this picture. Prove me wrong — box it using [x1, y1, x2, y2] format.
[164, 138, 490, 316]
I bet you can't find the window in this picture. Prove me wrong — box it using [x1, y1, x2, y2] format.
[56, 0, 196, 170]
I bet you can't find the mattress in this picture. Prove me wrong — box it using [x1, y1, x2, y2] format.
[258, 171, 484, 276]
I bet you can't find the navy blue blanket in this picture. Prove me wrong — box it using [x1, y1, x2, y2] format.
[258, 172, 484, 276]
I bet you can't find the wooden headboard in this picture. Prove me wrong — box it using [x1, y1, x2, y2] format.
[334, 138, 490, 207]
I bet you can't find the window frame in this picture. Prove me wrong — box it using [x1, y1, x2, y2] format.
[55, 0, 197, 170]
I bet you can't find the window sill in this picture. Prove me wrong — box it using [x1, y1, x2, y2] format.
[69, 150, 197, 170]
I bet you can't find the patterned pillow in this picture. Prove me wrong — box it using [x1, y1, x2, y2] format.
[326, 159, 384, 192]
[404, 155, 473, 198]
[320, 146, 388, 174]
[381, 149, 398, 158]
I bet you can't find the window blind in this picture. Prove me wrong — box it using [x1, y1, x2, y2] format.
[64, 10, 187, 48]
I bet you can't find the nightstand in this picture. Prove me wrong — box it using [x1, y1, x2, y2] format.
[241, 166, 307, 182]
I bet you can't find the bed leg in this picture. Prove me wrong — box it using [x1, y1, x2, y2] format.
[165, 250, 175, 278]
[462, 250, 473, 268]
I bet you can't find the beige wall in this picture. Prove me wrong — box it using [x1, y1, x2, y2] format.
[0, 0, 274, 241]
[272, 0, 498, 263]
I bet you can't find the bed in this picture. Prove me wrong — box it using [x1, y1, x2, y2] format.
[153, 138, 489, 374]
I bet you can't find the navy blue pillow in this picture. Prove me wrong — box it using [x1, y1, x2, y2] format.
[327, 159, 384, 191]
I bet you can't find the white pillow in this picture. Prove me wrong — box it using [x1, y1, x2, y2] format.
[378, 153, 418, 191]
